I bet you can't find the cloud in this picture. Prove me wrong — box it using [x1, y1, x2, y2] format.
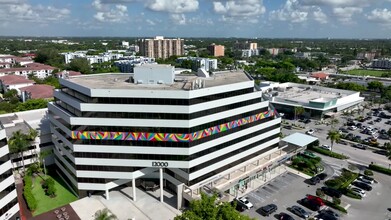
[170, 14, 186, 25]
[270, 0, 308, 23]
[92, 0, 128, 23]
[313, 7, 327, 24]
[146, 0, 199, 13]
[300, 0, 377, 8]
[213, 0, 266, 23]
[0, 2, 70, 23]
[332, 7, 362, 24]
[367, 8, 391, 27]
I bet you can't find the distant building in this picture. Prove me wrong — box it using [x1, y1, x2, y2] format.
[0, 63, 56, 79]
[357, 52, 377, 61]
[0, 55, 15, 63]
[372, 59, 391, 69]
[19, 84, 55, 101]
[207, 44, 225, 57]
[114, 56, 157, 73]
[310, 72, 330, 81]
[138, 36, 184, 59]
[0, 62, 12, 69]
[62, 51, 124, 64]
[0, 75, 35, 94]
[55, 70, 82, 79]
[177, 57, 218, 72]
[121, 41, 129, 48]
[234, 41, 258, 50]
[241, 49, 259, 58]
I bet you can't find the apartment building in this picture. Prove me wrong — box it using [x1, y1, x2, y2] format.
[207, 44, 225, 57]
[48, 64, 284, 209]
[372, 59, 391, 69]
[176, 57, 218, 72]
[0, 125, 20, 220]
[138, 36, 184, 59]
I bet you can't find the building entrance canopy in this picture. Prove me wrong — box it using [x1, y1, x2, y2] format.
[281, 132, 318, 147]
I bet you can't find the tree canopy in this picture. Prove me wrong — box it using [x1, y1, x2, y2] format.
[68, 58, 92, 74]
[174, 193, 255, 220]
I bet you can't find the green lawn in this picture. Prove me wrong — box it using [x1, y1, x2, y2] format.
[342, 69, 388, 77]
[31, 173, 78, 216]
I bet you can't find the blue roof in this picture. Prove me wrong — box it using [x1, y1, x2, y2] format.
[282, 132, 318, 147]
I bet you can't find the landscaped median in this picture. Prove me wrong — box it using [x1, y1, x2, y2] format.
[307, 145, 349, 160]
[289, 153, 323, 176]
[324, 168, 360, 201]
[368, 164, 391, 176]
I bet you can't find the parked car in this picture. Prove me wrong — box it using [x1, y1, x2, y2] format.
[360, 175, 375, 182]
[352, 144, 367, 150]
[236, 197, 253, 209]
[284, 125, 292, 130]
[319, 209, 340, 219]
[379, 134, 390, 140]
[375, 118, 382, 122]
[368, 121, 374, 125]
[306, 129, 315, 135]
[349, 125, 358, 130]
[339, 127, 348, 133]
[320, 144, 332, 151]
[350, 187, 366, 198]
[259, 204, 277, 216]
[337, 140, 348, 145]
[308, 176, 321, 185]
[304, 119, 311, 124]
[358, 176, 374, 184]
[374, 149, 387, 155]
[231, 201, 246, 212]
[352, 181, 373, 191]
[316, 173, 328, 180]
[279, 212, 295, 220]
[317, 212, 339, 220]
[321, 187, 342, 198]
[300, 196, 324, 211]
[290, 205, 309, 218]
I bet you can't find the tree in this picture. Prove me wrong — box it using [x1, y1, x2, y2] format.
[294, 106, 305, 121]
[94, 208, 118, 220]
[367, 81, 384, 92]
[330, 117, 339, 129]
[8, 131, 29, 171]
[174, 193, 255, 220]
[15, 99, 48, 112]
[3, 89, 18, 99]
[327, 130, 340, 152]
[34, 48, 64, 68]
[68, 58, 92, 74]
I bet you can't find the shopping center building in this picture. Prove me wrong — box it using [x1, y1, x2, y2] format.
[49, 65, 288, 208]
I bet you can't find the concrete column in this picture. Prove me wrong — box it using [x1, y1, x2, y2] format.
[243, 166, 246, 172]
[177, 184, 184, 210]
[132, 178, 136, 201]
[160, 168, 164, 203]
[105, 188, 109, 200]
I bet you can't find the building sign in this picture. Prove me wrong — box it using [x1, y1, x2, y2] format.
[152, 162, 169, 167]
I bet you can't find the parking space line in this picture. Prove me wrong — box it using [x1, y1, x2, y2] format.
[248, 192, 265, 203]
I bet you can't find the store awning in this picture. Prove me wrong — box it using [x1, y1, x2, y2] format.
[281, 132, 318, 147]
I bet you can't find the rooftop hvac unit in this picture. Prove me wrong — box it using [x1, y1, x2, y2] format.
[157, 80, 163, 84]
[137, 80, 143, 84]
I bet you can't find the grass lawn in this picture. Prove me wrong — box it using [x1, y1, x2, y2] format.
[342, 69, 389, 77]
[31, 173, 78, 216]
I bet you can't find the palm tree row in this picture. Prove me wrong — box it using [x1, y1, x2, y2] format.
[8, 129, 38, 172]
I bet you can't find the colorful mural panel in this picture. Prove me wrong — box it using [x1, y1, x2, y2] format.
[71, 110, 275, 142]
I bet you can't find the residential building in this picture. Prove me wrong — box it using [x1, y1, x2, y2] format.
[49, 65, 284, 208]
[0, 75, 35, 94]
[0, 62, 12, 69]
[310, 72, 330, 81]
[0, 55, 15, 64]
[241, 49, 259, 58]
[176, 57, 218, 72]
[114, 56, 157, 73]
[55, 70, 82, 79]
[121, 41, 129, 48]
[0, 125, 20, 220]
[259, 82, 364, 119]
[138, 36, 184, 59]
[207, 44, 225, 57]
[234, 41, 258, 50]
[372, 59, 391, 69]
[0, 63, 56, 79]
[62, 52, 124, 64]
[19, 84, 55, 101]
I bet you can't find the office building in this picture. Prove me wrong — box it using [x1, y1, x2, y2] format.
[138, 36, 184, 59]
[49, 65, 283, 208]
[207, 44, 225, 57]
[0, 125, 20, 220]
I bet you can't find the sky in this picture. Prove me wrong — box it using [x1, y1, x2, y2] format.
[0, 0, 391, 38]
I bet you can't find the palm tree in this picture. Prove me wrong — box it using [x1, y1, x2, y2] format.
[294, 106, 305, 121]
[8, 130, 29, 171]
[327, 130, 341, 152]
[330, 117, 339, 129]
[94, 208, 117, 220]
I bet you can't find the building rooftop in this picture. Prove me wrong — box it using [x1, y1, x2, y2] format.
[0, 109, 50, 137]
[0, 75, 34, 85]
[19, 84, 55, 99]
[282, 132, 318, 147]
[66, 70, 251, 91]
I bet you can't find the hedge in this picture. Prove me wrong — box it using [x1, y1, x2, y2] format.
[368, 164, 391, 176]
[364, 169, 374, 176]
[307, 146, 349, 159]
[23, 176, 37, 211]
[344, 190, 362, 200]
[324, 201, 347, 214]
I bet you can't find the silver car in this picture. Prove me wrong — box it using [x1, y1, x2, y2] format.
[291, 205, 309, 218]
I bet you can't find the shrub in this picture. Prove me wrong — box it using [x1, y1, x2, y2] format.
[324, 201, 347, 214]
[316, 189, 325, 198]
[368, 164, 391, 175]
[42, 177, 56, 196]
[333, 197, 341, 205]
[308, 146, 349, 159]
[364, 169, 374, 176]
[23, 176, 37, 211]
[345, 190, 362, 200]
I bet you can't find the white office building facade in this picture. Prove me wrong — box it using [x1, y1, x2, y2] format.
[48, 68, 281, 207]
[0, 126, 20, 220]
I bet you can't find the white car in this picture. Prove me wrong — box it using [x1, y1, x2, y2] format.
[320, 144, 332, 151]
[350, 187, 366, 197]
[349, 125, 357, 130]
[306, 129, 315, 135]
[237, 197, 253, 209]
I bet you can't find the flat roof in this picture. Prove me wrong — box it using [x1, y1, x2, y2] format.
[66, 70, 251, 91]
[282, 133, 318, 147]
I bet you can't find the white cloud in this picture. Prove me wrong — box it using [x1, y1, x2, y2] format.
[147, 0, 199, 13]
[92, 0, 128, 23]
[367, 8, 391, 27]
[213, 0, 266, 23]
[313, 7, 327, 23]
[0, 2, 70, 23]
[146, 19, 156, 25]
[300, 0, 377, 8]
[270, 0, 308, 23]
[332, 7, 362, 24]
[170, 14, 186, 25]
